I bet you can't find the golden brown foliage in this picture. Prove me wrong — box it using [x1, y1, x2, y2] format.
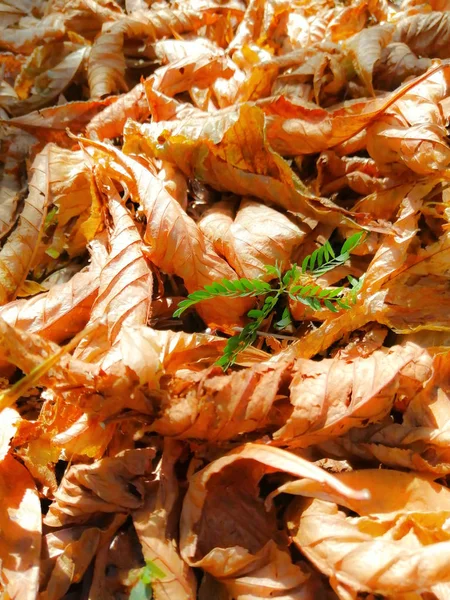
[2, 0, 450, 598]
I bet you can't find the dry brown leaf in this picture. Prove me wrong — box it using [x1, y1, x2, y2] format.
[262, 62, 447, 155]
[27, 144, 101, 277]
[367, 119, 450, 175]
[319, 352, 450, 474]
[199, 198, 309, 280]
[120, 325, 269, 387]
[394, 11, 450, 58]
[3, 44, 88, 117]
[0, 144, 50, 305]
[152, 360, 290, 440]
[86, 82, 148, 141]
[88, 8, 218, 98]
[373, 42, 431, 90]
[45, 448, 155, 527]
[74, 175, 152, 367]
[133, 440, 197, 600]
[0, 259, 101, 342]
[2, 96, 117, 145]
[124, 103, 353, 227]
[78, 138, 252, 326]
[3, 0, 450, 596]
[286, 470, 450, 598]
[87, 48, 232, 140]
[40, 515, 126, 600]
[180, 444, 368, 598]
[345, 23, 394, 95]
[0, 14, 65, 54]
[0, 454, 41, 599]
[0, 315, 62, 375]
[273, 342, 432, 446]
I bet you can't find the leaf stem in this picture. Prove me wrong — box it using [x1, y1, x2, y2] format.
[232, 327, 299, 341]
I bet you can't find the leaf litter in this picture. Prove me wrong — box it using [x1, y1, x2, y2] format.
[2, 0, 450, 598]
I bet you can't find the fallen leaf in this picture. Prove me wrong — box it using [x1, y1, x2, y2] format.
[394, 11, 450, 58]
[345, 23, 394, 95]
[78, 137, 252, 325]
[199, 198, 309, 280]
[0, 145, 50, 305]
[273, 343, 432, 446]
[133, 440, 197, 600]
[180, 443, 368, 597]
[286, 469, 450, 598]
[0, 454, 41, 599]
[45, 448, 156, 527]
[88, 8, 218, 97]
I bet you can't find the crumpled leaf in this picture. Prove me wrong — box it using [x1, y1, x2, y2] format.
[318, 351, 450, 475]
[373, 42, 431, 90]
[0, 454, 41, 600]
[273, 342, 432, 446]
[86, 514, 134, 599]
[74, 175, 152, 367]
[133, 440, 197, 600]
[3, 45, 88, 117]
[86, 82, 148, 140]
[87, 47, 232, 140]
[393, 11, 450, 58]
[28, 144, 102, 278]
[120, 324, 269, 387]
[88, 8, 217, 97]
[199, 198, 309, 280]
[40, 515, 126, 600]
[148, 342, 431, 444]
[286, 469, 450, 598]
[368, 120, 450, 175]
[0, 14, 65, 54]
[5, 0, 450, 596]
[2, 96, 117, 146]
[78, 137, 252, 325]
[124, 103, 354, 226]
[180, 443, 368, 598]
[0, 256, 102, 342]
[45, 448, 155, 527]
[345, 23, 394, 95]
[151, 360, 290, 439]
[314, 150, 382, 196]
[261, 62, 446, 156]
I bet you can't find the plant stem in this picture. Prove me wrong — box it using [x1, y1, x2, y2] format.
[232, 327, 298, 341]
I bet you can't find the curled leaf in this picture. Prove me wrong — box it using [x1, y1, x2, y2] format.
[287, 469, 450, 598]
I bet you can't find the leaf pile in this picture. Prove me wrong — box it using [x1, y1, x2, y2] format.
[2, 0, 450, 598]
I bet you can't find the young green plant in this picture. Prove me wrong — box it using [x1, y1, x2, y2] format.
[174, 232, 365, 370]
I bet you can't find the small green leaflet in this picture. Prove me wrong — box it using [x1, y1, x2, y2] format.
[44, 206, 58, 231]
[173, 278, 271, 318]
[129, 561, 166, 600]
[275, 307, 292, 329]
[130, 580, 151, 600]
[45, 247, 60, 259]
[174, 232, 366, 370]
[303, 231, 364, 276]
